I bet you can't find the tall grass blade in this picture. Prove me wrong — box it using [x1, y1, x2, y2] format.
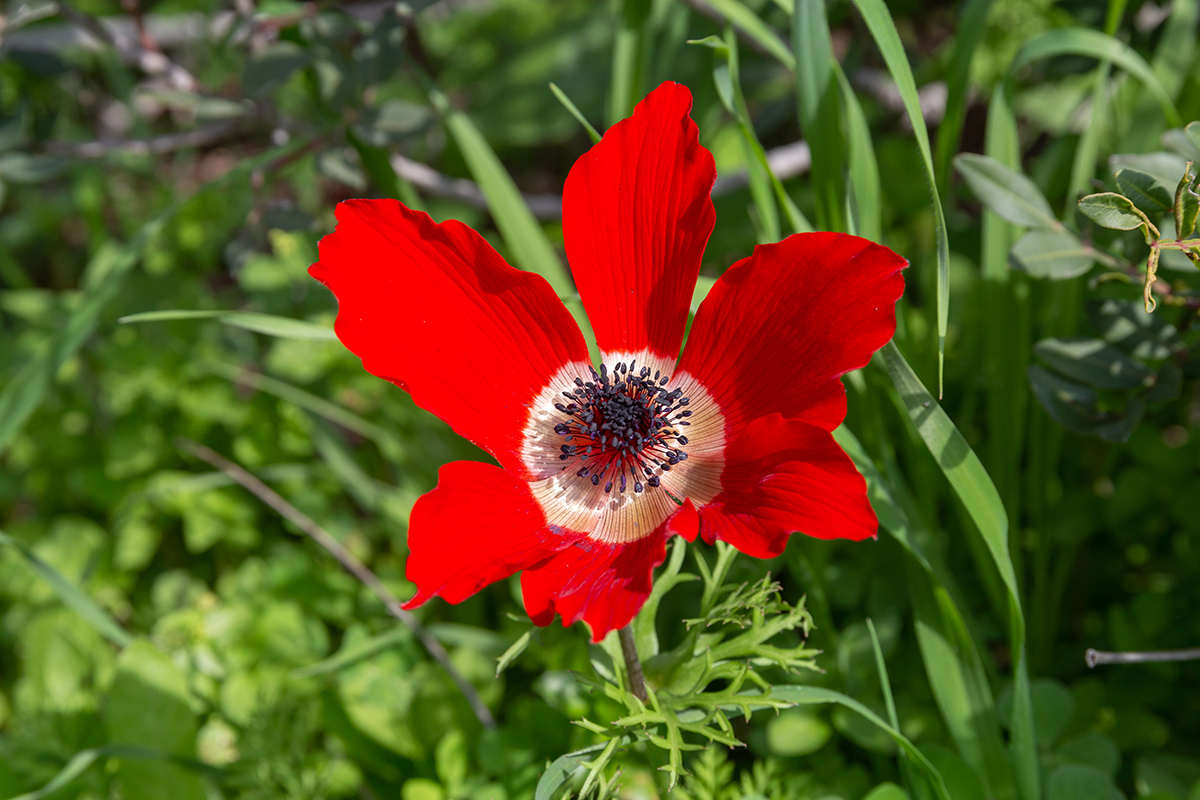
[0, 528, 134, 649]
[549, 82, 602, 144]
[848, 0, 951, 395]
[430, 89, 574, 297]
[934, 0, 995, 186]
[880, 341, 1039, 800]
[837, 64, 882, 242]
[1010, 28, 1181, 126]
[701, 0, 795, 69]
[119, 309, 336, 340]
[793, 0, 845, 231]
[609, 0, 652, 125]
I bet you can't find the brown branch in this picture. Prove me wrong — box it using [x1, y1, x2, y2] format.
[174, 436, 497, 730]
[55, 0, 199, 91]
[1086, 647, 1200, 667]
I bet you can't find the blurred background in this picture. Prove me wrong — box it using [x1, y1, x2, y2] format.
[0, 0, 1199, 799]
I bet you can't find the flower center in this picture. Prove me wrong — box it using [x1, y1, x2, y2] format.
[552, 360, 692, 495]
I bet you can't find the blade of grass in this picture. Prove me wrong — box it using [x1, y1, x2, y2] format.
[0, 528, 133, 649]
[700, 0, 795, 69]
[202, 360, 406, 461]
[1065, 1, 1126, 215]
[880, 341, 1039, 800]
[837, 427, 1015, 800]
[793, 0, 845, 231]
[4, 744, 222, 800]
[934, 0, 995, 187]
[1009, 28, 1181, 127]
[848, 0, 951, 395]
[292, 627, 410, 679]
[836, 62, 882, 242]
[429, 89, 573, 297]
[119, 309, 336, 340]
[608, 0, 652, 125]
[549, 82, 601, 144]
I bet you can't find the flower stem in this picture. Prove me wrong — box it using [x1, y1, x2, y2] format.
[618, 625, 648, 702]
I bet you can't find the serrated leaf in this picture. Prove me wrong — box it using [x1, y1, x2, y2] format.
[1009, 230, 1094, 279]
[1115, 169, 1174, 217]
[956, 153, 1059, 229]
[1078, 192, 1151, 233]
[1034, 337, 1154, 389]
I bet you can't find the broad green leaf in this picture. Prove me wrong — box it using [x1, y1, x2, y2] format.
[766, 709, 832, 756]
[955, 154, 1059, 229]
[119, 310, 337, 340]
[1078, 193, 1152, 233]
[1056, 734, 1120, 780]
[879, 342, 1037, 800]
[1046, 765, 1123, 800]
[431, 89, 573, 297]
[850, 0, 952, 391]
[1034, 337, 1155, 389]
[863, 784, 910, 800]
[105, 641, 206, 800]
[0, 528, 133, 648]
[1010, 28, 1181, 126]
[1116, 169, 1174, 216]
[549, 82, 601, 144]
[243, 41, 312, 98]
[1088, 298, 1180, 359]
[1009, 230, 1094, 279]
[1109, 152, 1189, 190]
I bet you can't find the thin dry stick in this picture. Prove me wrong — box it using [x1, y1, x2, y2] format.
[617, 626, 648, 702]
[175, 437, 496, 730]
[1086, 647, 1200, 667]
[56, 0, 199, 90]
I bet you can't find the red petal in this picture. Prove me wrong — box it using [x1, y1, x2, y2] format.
[563, 82, 716, 364]
[677, 232, 906, 431]
[521, 501, 697, 642]
[310, 200, 590, 473]
[697, 415, 877, 558]
[402, 461, 576, 608]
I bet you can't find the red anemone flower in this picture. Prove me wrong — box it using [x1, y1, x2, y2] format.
[309, 82, 906, 642]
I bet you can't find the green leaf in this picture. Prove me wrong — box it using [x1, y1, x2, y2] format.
[766, 709, 832, 756]
[549, 82, 601, 144]
[1056, 734, 1120, 780]
[1010, 28, 1181, 126]
[0, 528, 133, 648]
[2, 745, 217, 800]
[534, 741, 621, 800]
[837, 63, 882, 241]
[0, 139, 308, 457]
[863, 784, 910, 800]
[1173, 162, 1199, 237]
[1027, 365, 1144, 442]
[700, 0, 795, 70]
[955, 154, 1059, 229]
[292, 627, 410, 679]
[243, 41, 312, 98]
[0, 152, 67, 183]
[850, 0, 952, 392]
[1009, 230, 1094, 279]
[793, 0, 846, 231]
[495, 629, 534, 677]
[1034, 337, 1155, 389]
[119, 310, 337, 340]
[934, 0, 996, 186]
[1109, 152, 1189, 191]
[1078, 193, 1154, 236]
[879, 341, 1038, 800]
[1046, 765, 1123, 800]
[1088, 298, 1180, 359]
[105, 641, 206, 800]
[352, 100, 433, 147]
[1115, 169, 1173, 217]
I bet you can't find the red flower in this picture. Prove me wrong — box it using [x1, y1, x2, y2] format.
[309, 82, 906, 642]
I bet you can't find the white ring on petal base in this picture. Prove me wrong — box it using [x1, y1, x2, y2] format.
[520, 348, 726, 545]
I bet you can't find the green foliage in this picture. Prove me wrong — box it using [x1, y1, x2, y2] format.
[4, 1, 1200, 800]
